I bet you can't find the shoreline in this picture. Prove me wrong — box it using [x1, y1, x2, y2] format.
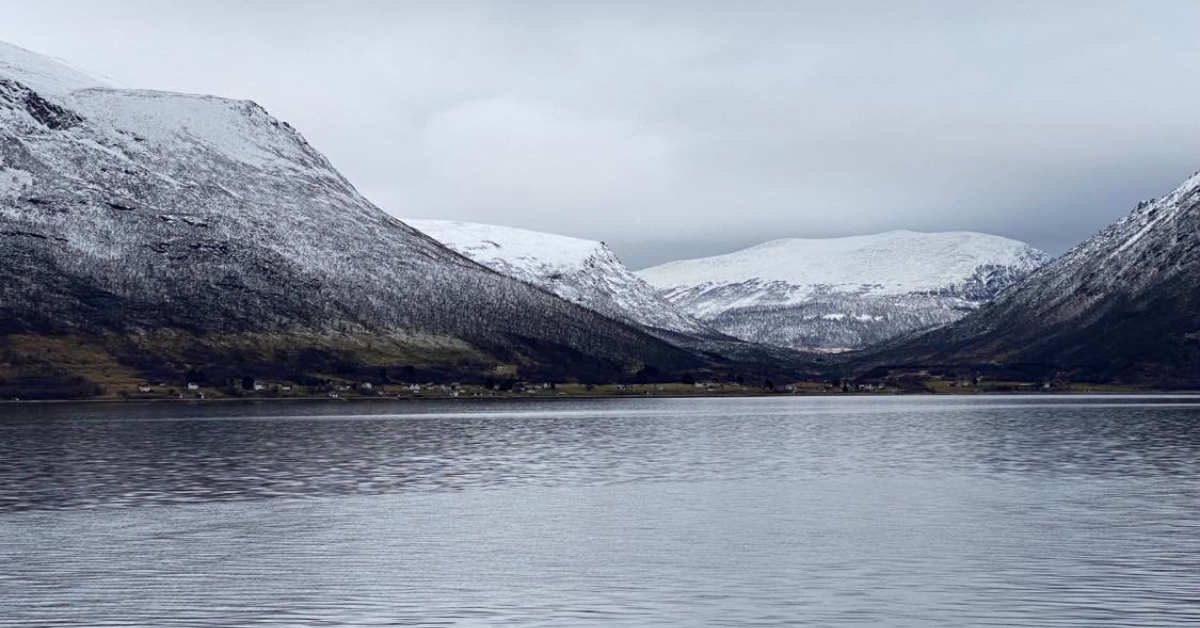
[3, 389, 1199, 405]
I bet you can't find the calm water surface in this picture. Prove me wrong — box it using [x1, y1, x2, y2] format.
[1, 396, 1198, 626]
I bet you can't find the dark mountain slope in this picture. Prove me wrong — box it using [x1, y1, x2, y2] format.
[0, 42, 705, 391]
[861, 170, 1200, 387]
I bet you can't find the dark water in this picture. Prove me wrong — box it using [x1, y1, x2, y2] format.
[1, 396, 1199, 626]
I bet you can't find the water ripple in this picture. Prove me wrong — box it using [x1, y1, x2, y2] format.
[1, 396, 1198, 626]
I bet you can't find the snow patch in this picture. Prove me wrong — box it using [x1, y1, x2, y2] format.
[407, 219, 713, 335]
[72, 89, 317, 171]
[0, 41, 109, 98]
[640, 230, 1047, 297]
[639, 230, 1049, 350]
[0, 167, 32, 199]
[407, 219, 603, 276]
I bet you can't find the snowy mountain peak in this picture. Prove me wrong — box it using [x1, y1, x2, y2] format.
[73, 89, 341, 175]
[1166, 168, 1200, 202]
[877, 167, 1200, 385]
[638, 230, 1049, 351]
[407, 219, 715, 336]
[1, 40, 704, 383]
[405, 220, 609, 276]
[641, 230, 1047, 296]
[0, 40, 325, 176]
[0, 40, 110, 98]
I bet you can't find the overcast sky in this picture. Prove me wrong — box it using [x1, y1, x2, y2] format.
[3, 1, 1200, 267]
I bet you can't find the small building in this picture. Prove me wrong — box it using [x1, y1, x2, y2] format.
[186, 382, 199, 391]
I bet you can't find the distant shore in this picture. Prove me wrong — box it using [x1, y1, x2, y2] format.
[3, 388, 1197, 405]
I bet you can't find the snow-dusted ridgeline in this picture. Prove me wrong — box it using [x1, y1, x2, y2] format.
[0, 40, 698, 376]
[406, 220, 715, 336]
[880, 170, 1200, 383]
[639, 230, 1049, 351]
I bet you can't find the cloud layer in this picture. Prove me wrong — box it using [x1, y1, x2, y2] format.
[3, 0, 1200, 267]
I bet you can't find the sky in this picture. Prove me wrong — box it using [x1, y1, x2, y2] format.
[2, 0, 1200, 268]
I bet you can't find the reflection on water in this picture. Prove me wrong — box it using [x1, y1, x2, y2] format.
[1, 396, 1199, 626]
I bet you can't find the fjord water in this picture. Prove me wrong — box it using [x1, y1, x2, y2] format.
[1, 397, 1198, 626]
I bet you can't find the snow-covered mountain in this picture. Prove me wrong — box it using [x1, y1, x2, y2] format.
[406, 220, 714, 336]
[639, 231, 1049, 351]
[875, 170, 1200, 385]
[0, 40, 701, 383]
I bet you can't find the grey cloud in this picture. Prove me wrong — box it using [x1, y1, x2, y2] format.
[3, 0, 1199, 268]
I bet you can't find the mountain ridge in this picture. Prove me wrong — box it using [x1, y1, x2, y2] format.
[639, 230, 1048, 351]
[0, 40, 713, 392]
[406, 219, 717, 337]
[862, 170, 1200, 386]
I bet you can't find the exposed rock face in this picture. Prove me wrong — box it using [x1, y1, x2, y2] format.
[0, 41, 698, 380]
[639, 231, 1048, 351]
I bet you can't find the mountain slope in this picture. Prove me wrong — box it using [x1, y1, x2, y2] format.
[406, 219, 715, 336]
[869, 171, 1200, 385]
[0, 41, 701, 389]
[639, 231, 1048, 351]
